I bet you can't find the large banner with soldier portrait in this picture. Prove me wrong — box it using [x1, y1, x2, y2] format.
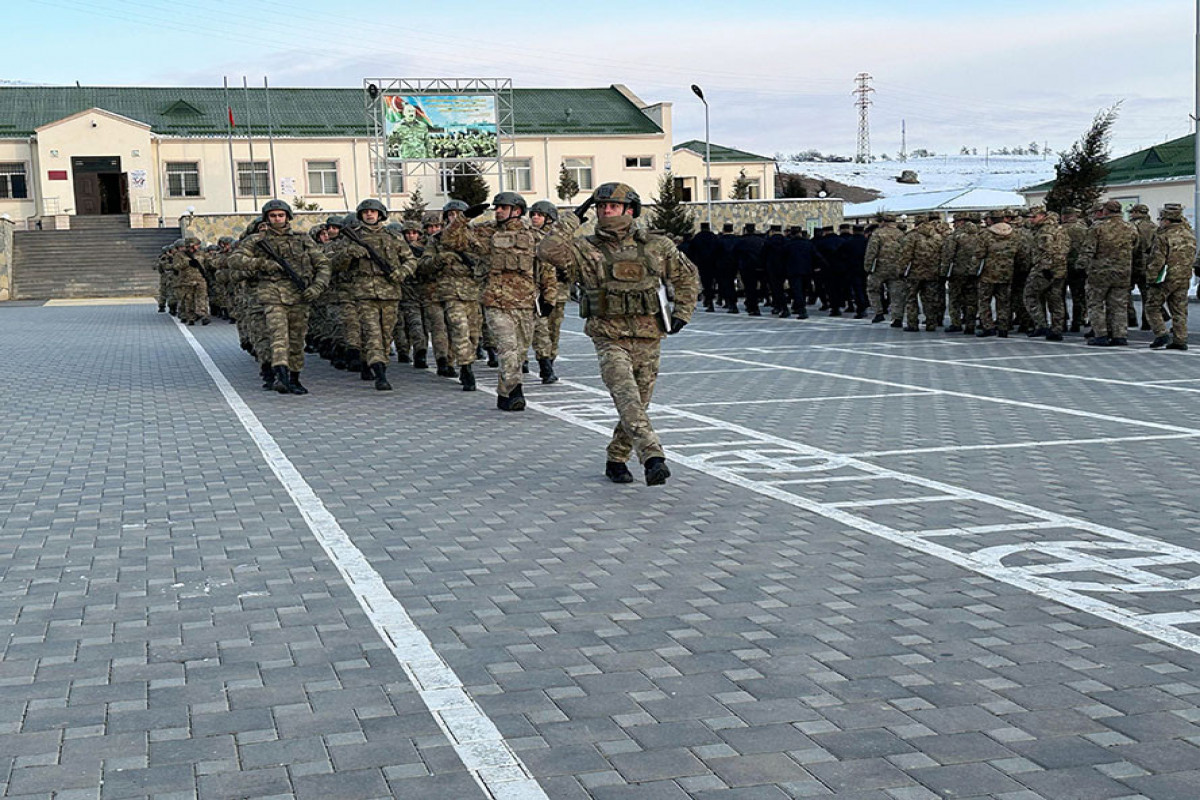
[383, 94, 499, 161]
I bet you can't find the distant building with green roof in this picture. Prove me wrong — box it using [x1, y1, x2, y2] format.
[1020, 134, 1199, 221]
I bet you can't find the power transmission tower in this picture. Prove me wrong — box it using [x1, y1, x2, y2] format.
[900, 119, 907, 162]
[853, 73, 874, 163]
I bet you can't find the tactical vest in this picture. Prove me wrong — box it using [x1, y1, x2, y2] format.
[578, 238, 662, 319]
[490, 228, 536, 272]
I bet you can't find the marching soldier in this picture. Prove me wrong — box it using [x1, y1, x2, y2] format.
[422, 200, 489, 391]
[172, 236, 211, 326]
[537, 183, 698, 486]
[530, 200, 568, 383]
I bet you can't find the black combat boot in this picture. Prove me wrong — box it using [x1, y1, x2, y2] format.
[1109, 337, 1128, 346]
[496, 393, 510, 410]
[998, 330, 1008, 338]
[945, 324, 962, 333]
[904, 324, 919, 332]
[1070, 320, 1081, 332]
[331, 344, 347, 370]
[1166, 341, 1189, 351]
[435, 357, 453, 378]
[795, 308, 808, 319]
[1046, 331, 1064, 341]
[289, 372, 308, 395]
[396, 348, 411, 363]
[360, 359, 373, 381]
[1087, 336, 1111, 347]
[505, 385, 526, 411]
[872, 314, 886, 323]
[538, 358, 558, 384]
[890, 319, 902, 328]
[345, 348, 363, 372]
[521, 360, 530, 373]
[605, 461, 634, 484]
[644, 457, 671, 486]
[1151, 335, 1170, 349]
[271, 366, 293, 394]
[976, 328, 996, 338]
[459, 364, 476, 391]
[260, 362, 274, 390]
[157, 304, 166, 313]
[304, 337, 316, 354]
[963, 325, 975, 335]
[475, 343, 485, 361]
[486, 348, 499, 368]
[371, 363, 392, 391]
[412, 349, 428, 369]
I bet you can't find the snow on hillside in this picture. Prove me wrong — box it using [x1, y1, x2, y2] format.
[783, 155, 1056, 198]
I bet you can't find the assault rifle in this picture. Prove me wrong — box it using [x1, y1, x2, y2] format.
[868, 257, 878, 275]
[976, 257, 987, 278]
[255, 239, 307, 290]
[340, 225, 398, 278]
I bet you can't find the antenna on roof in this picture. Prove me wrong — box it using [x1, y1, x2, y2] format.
[75, 80, 81, 87]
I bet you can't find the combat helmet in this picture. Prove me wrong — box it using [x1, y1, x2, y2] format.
[530, 200, 559, 223]
[182, 236, 200, 247]
[356, 198, 389, 222]
[592, 182, 642, 218]
[492, 192, 527, 214]
[401, 220, 422, 233]
[172, 238, 186, 248]
[218, 236, 235, 247]
[384, 222, 404, 234]
[442, 199, 469, 218]
[325, 215, 345, 229]
[261, 199, 293, 220]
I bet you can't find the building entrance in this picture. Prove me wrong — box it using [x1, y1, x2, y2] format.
[71, 156, 129, 215]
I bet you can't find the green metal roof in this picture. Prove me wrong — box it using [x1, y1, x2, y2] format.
[674, 140, 773, 163]
[1023, 133, 1196, 193]
[0, 85, 661, 139]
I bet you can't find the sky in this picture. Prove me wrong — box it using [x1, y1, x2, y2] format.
[6, 0, 1197, 161]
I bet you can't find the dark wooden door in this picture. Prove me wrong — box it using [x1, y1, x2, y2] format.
[73, 172, 101, 215]
[118, 172, 130, 214]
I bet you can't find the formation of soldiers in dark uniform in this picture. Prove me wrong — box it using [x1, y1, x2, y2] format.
[154, 183, 700, 486]
[679, 202, 1196, 349]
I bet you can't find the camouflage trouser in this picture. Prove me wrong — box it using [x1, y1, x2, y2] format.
[1129, 268, 1148, 326]
[947, 276, 978, 328]
[486, 307, 533, 398]
[1023, 273, 1066, 333]
[867, 273, 905, 321]
[263, 302, 310, 371]
[358, 299, 399, 367]
[533, 301, 567, 360]
[977, 281, 1010, 332]
[1010, 268, 1034, 330]
[1065, 268, 1088, 327]
[903, 278, 942, 328]
[1145, 281, 1189, 344]
[176, 283, 209, 323]
[443, 299, 480, 367]
[1086, 274, 1129, 339]
[594, 336, 664, 464]
[424, 302, 450, 363]
[480, 304, 495, 349]
[396, 299, 427, 356]
[327, 302, 362, 350]
[157, 273, 174, 310]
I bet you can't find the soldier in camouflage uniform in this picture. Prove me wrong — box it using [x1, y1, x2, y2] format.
[422, 200, 489, 391]
[394, 220, 429, 368]
[538, 183, 698, 486]
[1022, 207, 1070, 340]
[975, 209, 1028, 337]
[418, 216, 457, 379]
[172, 236, 211, 326]
[530, 200, 568, 383]
[333, 199, 418, 390]
[443, 192, 556, 411]
[864, 213, 906, 325]
[1128, 204, 1157, 329]
[1146, 203, 1195, 350]
[156, 243, 177, 314]
[899, 212, 945, 331]
[942, 211, 981, 333]
[1008, 208, 1036, 333]
[1083, 199, 1138, 346]
[1059, 206, 1089, 331]
[228, 200, 331, 394]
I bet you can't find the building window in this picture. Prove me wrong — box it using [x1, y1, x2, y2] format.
[704, 179, 721, 202]
[745, 178, 762, 200]
[236, 161, 271, 197]
[624, 155, 653, 169]
[438, 162, 480, 195]
[164, 162, 200, 198]
[373, 164, 404, 195]
[504, 159, 532, 192]
[562, 157, 594, 191]
[306, 160, 339, 195]
[0, 162, 29, 199]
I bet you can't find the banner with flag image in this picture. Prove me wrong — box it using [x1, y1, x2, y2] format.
[383, 94, 498, 161]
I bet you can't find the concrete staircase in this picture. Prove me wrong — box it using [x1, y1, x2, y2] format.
[12, 216, 179, 300]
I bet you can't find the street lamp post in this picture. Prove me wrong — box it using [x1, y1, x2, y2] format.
[691, 84, 712, 227]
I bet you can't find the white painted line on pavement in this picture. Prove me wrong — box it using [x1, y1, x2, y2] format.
[174, 320, 547, 800]
[846, 432, 1200, 459]
[672, 391, 935, 408]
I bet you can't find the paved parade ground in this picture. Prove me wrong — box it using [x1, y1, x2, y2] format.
[7, 299, 1200, 800]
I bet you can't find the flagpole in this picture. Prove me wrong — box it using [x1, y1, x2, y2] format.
[223, 76, 237, 213]
[243, 76, 258, 207]
[264, 76, 277, 203]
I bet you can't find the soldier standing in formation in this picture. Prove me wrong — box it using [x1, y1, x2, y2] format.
[1022, 206, 1070, 340]
[942, 211, 981, 334]
[1146, 203, 1194, 350]
[975, 209, 1027, 337]
[1083, 199, 1138, 347]
[865, 213, 906, 326]
[538, 183, 699, 486]
[900, 213, 945, 331]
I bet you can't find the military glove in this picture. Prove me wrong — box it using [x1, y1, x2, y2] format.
[347, 243, 369, 259]
[669, 317, 688, 334]
[537, 294, 554, 317]
[1041, 269, 1053, 281]
[300, 285, 323, 302]
[465, 203, 490, 220]
[574, 196, 594, 222]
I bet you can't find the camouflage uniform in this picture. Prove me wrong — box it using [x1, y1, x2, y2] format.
[538, 205, 699, 470]
[334, 222, 417, 369]
[155, 247, 176, 314]
[228, 220, 331, 372]
[975, 217, 1028, 335]
[1060, 209, 1089, 330]
[900, 216, 945, 330]
[171, 241, 210, 325]
[443, 214, 556, 403]
[1022, 209, 1070, 335]
[1128, 205, 1157, 328]
[941, 213, 981, 332]
[1145, 206, 1196, 347]
[1010, 210, 1037, 331]
[1082, 202, 1138, 342]
[864, 218, 906, 323]
[423, 233, 487, 367]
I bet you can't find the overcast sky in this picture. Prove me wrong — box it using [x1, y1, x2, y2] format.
[7, 0, 1196, 160]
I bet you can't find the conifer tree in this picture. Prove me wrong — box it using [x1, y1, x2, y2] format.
[1045, 103, 1121, 214]
[650, 171, 695, 237]
[448, 166, 490, 206]
[730, 168, 752, 200]
[402, 185, 427, 221]
[556, 164, 580, 202]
